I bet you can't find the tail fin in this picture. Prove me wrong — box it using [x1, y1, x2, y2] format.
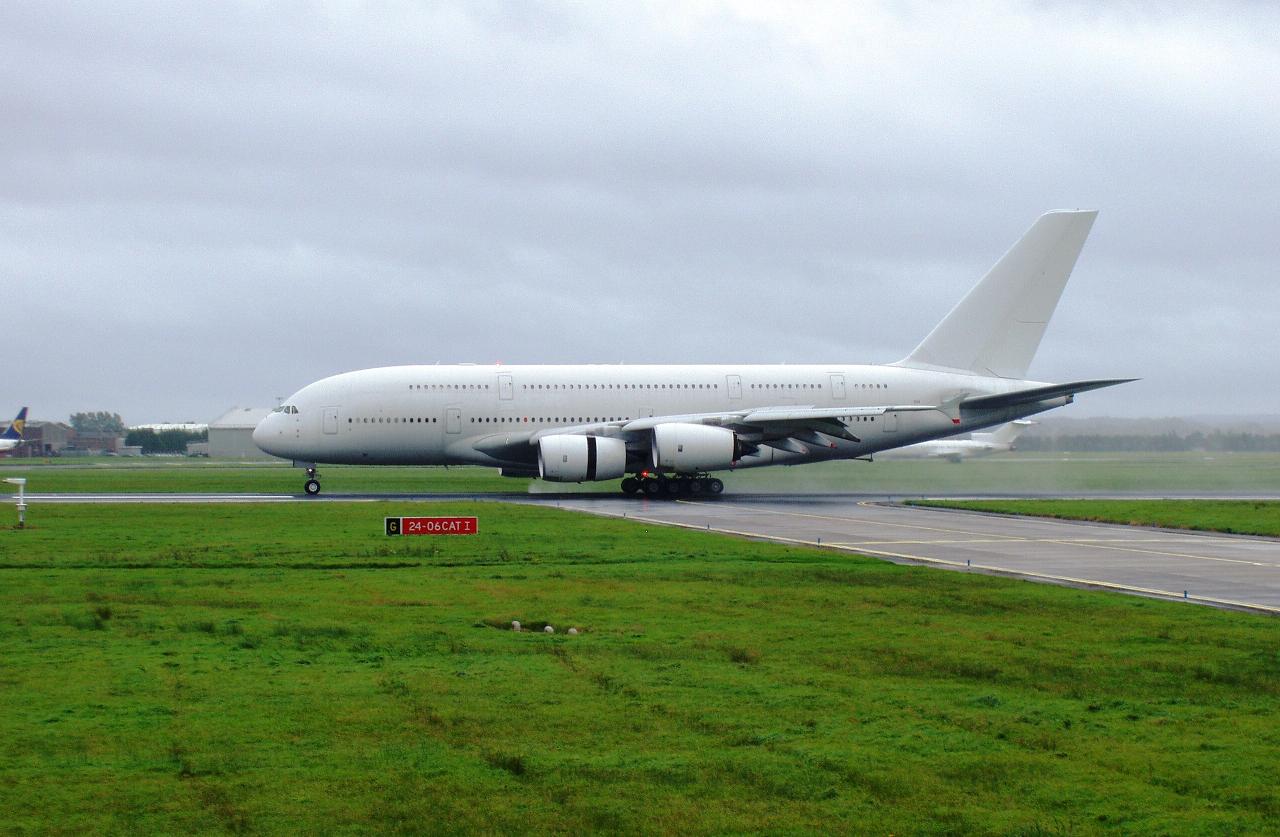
[896, 210, 1097, 379]
[974, 419, 1034, 446]
[2, 407, 27, 441]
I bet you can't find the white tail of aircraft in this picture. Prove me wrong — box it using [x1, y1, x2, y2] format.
[896, 210, 1097, 379]
[971, 419, 1035, 447]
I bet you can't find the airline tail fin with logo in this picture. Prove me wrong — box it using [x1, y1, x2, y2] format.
[1, 407, 27, 442]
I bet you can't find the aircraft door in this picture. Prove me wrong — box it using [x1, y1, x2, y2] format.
[498, 374, 513, 400]
[445, 408, 462, 434]
[322, 407, 339, 435]
[882, 411, 899, 433]
[726, 375, 742, 399]
[829, 374, 847, 401]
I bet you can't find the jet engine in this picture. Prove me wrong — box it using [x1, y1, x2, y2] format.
[538, 435, 627, 482]
[651, 423, 741, 473]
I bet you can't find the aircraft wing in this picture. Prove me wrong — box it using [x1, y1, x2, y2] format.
[475, 382, 1127, 462]
[619, 405, 935, 431]
[616, 404, 941, 447]
[480, 405, 942, 461]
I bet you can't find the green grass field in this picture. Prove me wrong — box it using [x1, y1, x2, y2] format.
[3, 451, 1280, 495]
[912, 499, 1280, 538]
[2, 502, 1278, 833]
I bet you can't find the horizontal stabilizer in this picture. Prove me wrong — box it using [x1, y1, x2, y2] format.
[961, 379, 1136, 411]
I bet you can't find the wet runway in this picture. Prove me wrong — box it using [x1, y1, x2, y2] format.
[549, 495, 1280, 615]
[13, 491, 1280, 614]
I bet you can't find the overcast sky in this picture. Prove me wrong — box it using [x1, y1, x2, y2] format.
[3, 1, 1277, 423]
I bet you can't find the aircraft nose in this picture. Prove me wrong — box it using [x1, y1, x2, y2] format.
[252, 414, 281, 456]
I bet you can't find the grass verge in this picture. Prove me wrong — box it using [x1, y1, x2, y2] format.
[1, 502, 1278, 833]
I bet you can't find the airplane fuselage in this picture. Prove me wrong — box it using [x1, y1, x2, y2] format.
[253, 362, 1051, 471]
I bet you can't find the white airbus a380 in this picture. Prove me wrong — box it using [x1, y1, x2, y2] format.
[254, 211, 1132, 496]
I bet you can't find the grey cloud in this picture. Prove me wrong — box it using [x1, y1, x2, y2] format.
[2, 1, 1277, 421]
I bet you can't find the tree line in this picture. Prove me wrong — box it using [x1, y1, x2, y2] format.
[123, 428, 209, 454]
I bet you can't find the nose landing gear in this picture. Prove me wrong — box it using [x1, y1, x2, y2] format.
[303, 466, 321, 496]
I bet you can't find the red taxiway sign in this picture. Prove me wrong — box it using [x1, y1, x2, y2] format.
[385, 516, 478, 536]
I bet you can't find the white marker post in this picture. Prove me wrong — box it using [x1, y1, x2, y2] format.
[4, 478, 27, 528]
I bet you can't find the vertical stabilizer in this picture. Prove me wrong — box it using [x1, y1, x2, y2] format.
[1, 407, 27, 441]
[896, 210, 1097, 379]
[973, 419, 1034, 446]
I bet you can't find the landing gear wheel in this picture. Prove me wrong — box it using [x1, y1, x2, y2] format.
[642, 478, 663, 497]
[304, 479, 321, 496]
[664, 478, 684, 496]
[688, 478, 703, 494]
[706, 477, 724, 495]
[620, 477, 639, 495]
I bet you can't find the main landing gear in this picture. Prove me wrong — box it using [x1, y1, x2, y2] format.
[303, 466, 321, 496]
[620, 474, 724, 498]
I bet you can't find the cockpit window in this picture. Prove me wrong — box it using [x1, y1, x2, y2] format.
[274, 405, 299, 414]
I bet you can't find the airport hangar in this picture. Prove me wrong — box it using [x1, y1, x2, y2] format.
[208, 407, 277, 459]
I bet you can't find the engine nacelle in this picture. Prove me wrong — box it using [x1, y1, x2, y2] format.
[651, 423, 740, 474]
[538, 434, 627, 482]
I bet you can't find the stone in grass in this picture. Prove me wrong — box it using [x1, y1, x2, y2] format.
[511, 620, 521, 632]
[567, 628, 579, 636]
[544, 625, 555, 634]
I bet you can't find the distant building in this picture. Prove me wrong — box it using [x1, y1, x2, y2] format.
[8, 421, 73, 457]
[73, 430, 125, 454]
[209, 407, 277, 459]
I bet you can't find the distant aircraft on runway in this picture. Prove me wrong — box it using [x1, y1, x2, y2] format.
[0, 407, 28, 452]
[876, 420, 1034, 463]
[254, 210, 1134, 496]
